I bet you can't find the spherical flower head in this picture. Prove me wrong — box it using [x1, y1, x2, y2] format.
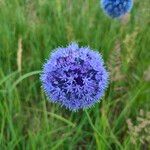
[40, 43, 109, 111]
[101, 0, 133, 18]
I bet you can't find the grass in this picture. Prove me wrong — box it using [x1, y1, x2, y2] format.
[0, 0, 150, 149]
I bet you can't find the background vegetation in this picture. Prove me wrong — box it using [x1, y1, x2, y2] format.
[0, 0, 149, 149]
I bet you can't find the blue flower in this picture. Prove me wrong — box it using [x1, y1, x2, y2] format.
[40, 43, 109, 111]
[101, 0, 133, 18]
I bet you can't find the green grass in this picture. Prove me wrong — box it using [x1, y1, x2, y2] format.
[0, 0, 150, 149]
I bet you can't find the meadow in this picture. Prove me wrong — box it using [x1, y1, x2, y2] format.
[0, 0, 150, 149]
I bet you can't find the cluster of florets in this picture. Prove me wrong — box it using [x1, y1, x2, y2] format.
[101, 0, 133, 18]
[40, 43, 109, 111]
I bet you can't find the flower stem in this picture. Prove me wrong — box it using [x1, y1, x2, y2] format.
[85, 109, 111, 148]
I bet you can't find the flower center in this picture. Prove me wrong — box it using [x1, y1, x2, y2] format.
[74, 76, 84, 86]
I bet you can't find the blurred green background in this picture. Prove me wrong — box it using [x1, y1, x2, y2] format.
[0, 0, 150, 149]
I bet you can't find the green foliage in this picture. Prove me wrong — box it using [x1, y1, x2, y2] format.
[0, 0, 149, 149]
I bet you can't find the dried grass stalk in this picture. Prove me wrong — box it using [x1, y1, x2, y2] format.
[17, 37, 23, 72]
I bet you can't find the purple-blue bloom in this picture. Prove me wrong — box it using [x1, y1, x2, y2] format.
[40, 43, 109, 111]
[101, 0, 133, 18]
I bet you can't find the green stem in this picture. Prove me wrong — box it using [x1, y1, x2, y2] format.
[11, 70, 41, 90]
[85, 110, 111, 149]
